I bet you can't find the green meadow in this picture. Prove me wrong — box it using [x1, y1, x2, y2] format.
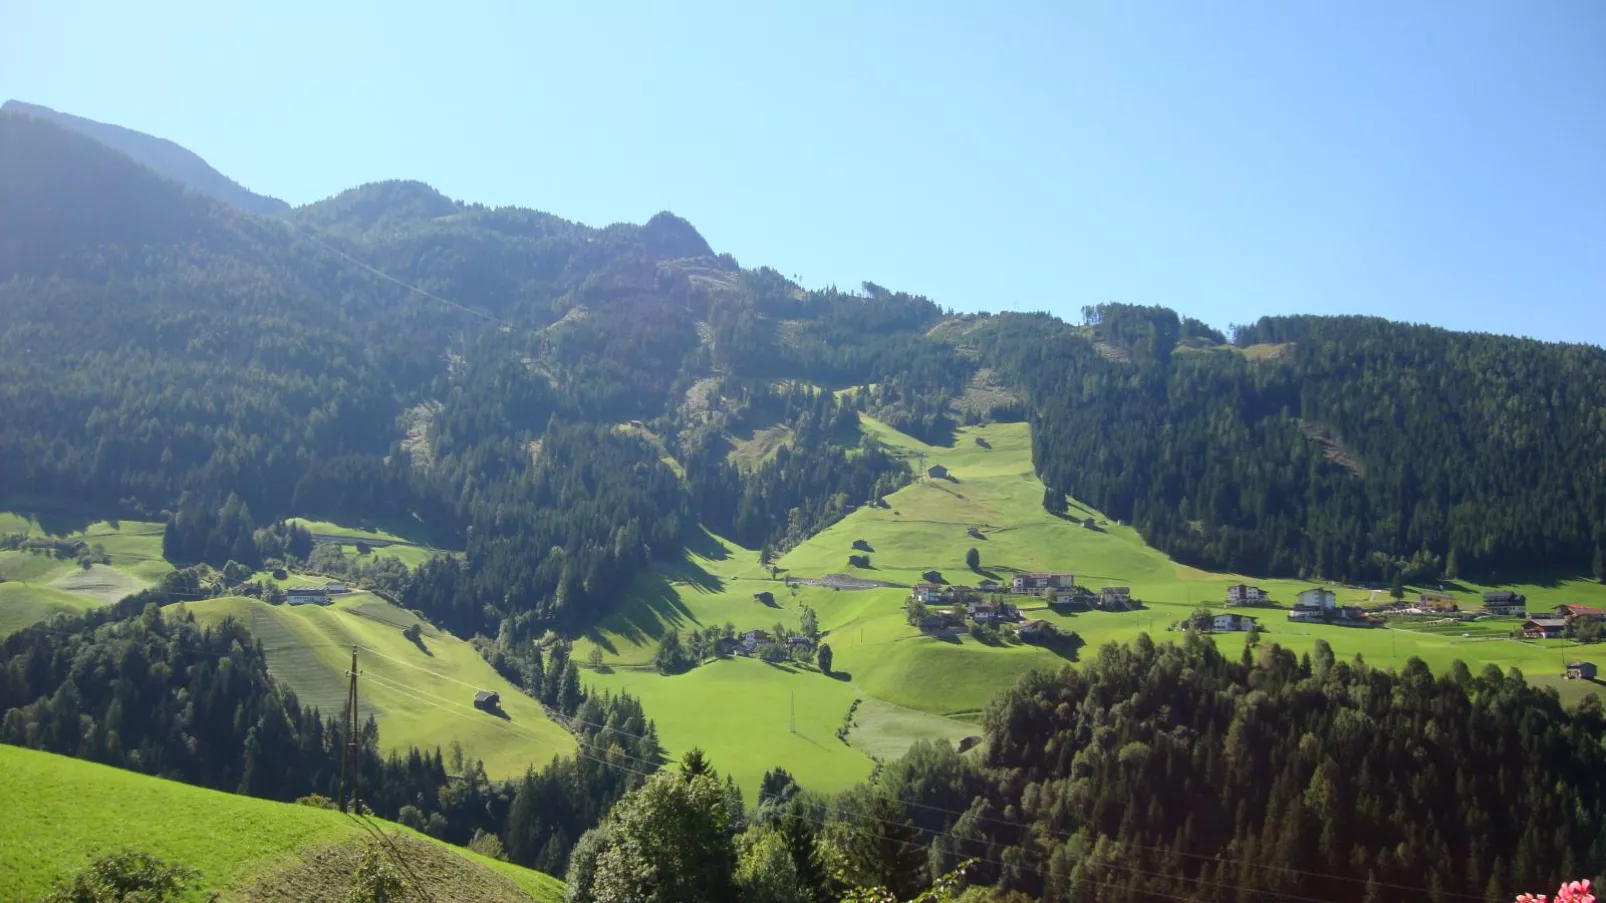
[577, 416, 1606, 797]
[0, 510, 174, 633]
[584, 656, 874, 798]
[180, 592, 575, 779]
[0, 745, 563, 903]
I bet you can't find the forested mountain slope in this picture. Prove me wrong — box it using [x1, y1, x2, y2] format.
[3, 99, 290, 214]
[3, 105, 1604, 661]
[968, 306, 1606, 584]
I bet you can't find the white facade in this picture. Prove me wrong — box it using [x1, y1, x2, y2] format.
[1296, 587, 1336, 610]
[1227, 585, 1268, 603]
[1212, 613, 1255, 632]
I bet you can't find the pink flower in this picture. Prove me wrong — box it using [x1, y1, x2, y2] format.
[1518, 879, 1595, 903]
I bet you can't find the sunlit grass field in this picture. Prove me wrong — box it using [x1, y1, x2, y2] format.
[180, 592, 575, 779]
[578, 416, 1606, 796]
[0, 745, 563, 903]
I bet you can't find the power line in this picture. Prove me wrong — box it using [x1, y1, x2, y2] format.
[278, 217, 510, 327]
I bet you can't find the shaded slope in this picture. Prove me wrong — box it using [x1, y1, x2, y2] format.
[3, 100, 288, 213]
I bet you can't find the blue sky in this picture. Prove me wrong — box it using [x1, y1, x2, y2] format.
[4, 1, 1604, 345]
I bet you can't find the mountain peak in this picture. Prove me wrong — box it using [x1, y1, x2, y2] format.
[641, 211, 713, 260]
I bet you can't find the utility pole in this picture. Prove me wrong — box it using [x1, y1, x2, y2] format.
[340, 646, 360, 814]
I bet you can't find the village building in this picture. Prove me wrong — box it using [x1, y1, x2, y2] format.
[1417, 595, 1459, 614]
[1097, 587, 1132, 609]
[1051, 586, 1094, 609]
[911, 583, 944, 604]
[1011, 572, 1073, 594]
[287, 587, 328, 606]
[1522, 617, 1567, 640]
[1566, 661, 1598, 681]
[740, 629, 771, 653]
[1081, 517, 1097, 529]
[324, 582, 350, 594]
[927, 464, 949, 479]
[472, 690, 500, 711]
[1556, 603, 1606, 624]
[1212, 612, 1257, 632]
[1480, 591, 1526, 616]
[977, 579, 1000, 593]
[1017, 619, 1055, 640]
[1296, 587, 1337, 610]
[1226, 584, 1269, 605]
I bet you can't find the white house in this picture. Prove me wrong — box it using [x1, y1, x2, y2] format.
[911, 583, 944, 604]
[1098, 587, 1132, 608]
[1226, 584, 1269, 604]
[1296, 587, 1336, 610]
[1012, 572, 1073, 593]
[740, 629, 771, 653]
[1212, 612, 1256, 632]
[1018, 619, 1054, 639]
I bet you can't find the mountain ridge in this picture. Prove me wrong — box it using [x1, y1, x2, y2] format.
[3, 99, 290, 214]
[1, 105, 1603, 643]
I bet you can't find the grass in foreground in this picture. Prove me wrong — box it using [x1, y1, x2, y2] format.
[180, 593, 575, 779]
[0, 745, 563, 902]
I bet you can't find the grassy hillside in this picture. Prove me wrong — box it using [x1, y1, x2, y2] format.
[0, 511, 174, 634]
[0, 581, 100, 636]
[577, 416, 1606, 797]
[180, 593, 575, 779]
[0, 744, 563, 902]
[584, 656, 873, 799]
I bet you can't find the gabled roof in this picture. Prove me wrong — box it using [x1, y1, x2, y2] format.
[1524, 617, 1567, 628]
[1558, 603, 1605, 617]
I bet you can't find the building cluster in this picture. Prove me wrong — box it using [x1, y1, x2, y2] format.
[733, 627, 816, 658]
[1521, 603, 1605, 640]
[912, 572, 1136, 616]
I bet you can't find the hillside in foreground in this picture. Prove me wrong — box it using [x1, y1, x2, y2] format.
[0, 744, 563, 902]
